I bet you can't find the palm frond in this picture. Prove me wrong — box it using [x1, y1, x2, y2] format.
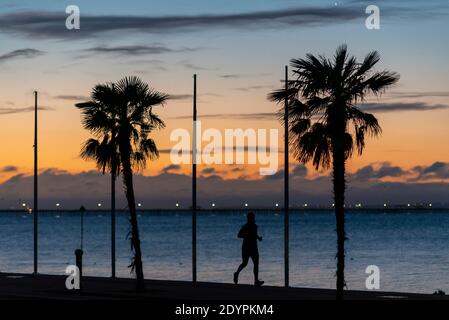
[348, 107, 382, 136]
[365, 70, 400, 94]
[268, 45, 398, 171]
[357, 50, 380, 76]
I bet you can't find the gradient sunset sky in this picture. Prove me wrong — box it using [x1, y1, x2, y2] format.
[0, 0, 448, 208]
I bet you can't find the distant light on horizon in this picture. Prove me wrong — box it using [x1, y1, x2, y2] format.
[211, 203, 216, 207]
[56, 203, 60, 207]
[138, 203, 142, 207]
[429, 203, 432, 207]
[22, 203, 26, 207]
[275, 203, 279, 207]
[244, 203, 248, 207]
[304, 203, 308, 207]
[97, 203, 102, 207]
[384, 203, 387, 207]
[175, 203, 180, 208]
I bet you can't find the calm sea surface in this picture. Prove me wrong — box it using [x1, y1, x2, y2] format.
[1, 210, 449, 294]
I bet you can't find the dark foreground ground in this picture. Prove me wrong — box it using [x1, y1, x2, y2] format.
[0, 273, 447, 300]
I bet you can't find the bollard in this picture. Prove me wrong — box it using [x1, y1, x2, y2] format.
[75, 249, 83, 290]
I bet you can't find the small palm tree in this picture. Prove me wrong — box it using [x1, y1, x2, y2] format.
[76, 76, 168, 291]
[270, 45, 399, 300]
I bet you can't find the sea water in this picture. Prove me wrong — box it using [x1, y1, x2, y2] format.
[0, 210, 448, 294]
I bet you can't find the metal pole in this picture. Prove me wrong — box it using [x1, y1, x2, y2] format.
[111, 170, 116, 278]
[284, 66, 289, 287]
[75, 248, 83, 290]
[80, 204, 84, 250]
[76, 206, 84, 289]
[192, 74, 197, 283]
[33, 91, 38, 275]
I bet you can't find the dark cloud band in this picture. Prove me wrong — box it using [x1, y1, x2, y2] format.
[360, 102, 449, 113]
[0, 48, 44, 63]
[0, 106, 53, 115]
[0, 7, 366, 39]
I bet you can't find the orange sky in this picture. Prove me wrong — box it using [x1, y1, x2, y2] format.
[1, 1, 448, 185]
[1, 89, 448, 184]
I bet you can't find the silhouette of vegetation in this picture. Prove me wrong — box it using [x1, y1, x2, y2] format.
[76, 76, 168, 291]
[269, 45, 399, 300]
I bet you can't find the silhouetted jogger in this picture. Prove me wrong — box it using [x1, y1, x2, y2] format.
[233, 212, 264, 286]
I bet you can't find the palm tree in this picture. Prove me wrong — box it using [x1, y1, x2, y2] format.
[76, 76, 168, 291]
[77, 83, 120, 279]
[269, 45, 399, 300]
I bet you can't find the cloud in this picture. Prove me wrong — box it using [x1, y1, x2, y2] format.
[387, 91, 449, 99]
[350, 161, 449, 183]
[169, 102, 447, 122]
[169, 94, 192, 101]
[159, 149, 184, 154]
[219, 73, 271, 79]
[422, 162, 448, 174]
[292, 164, 308, 177]
[2, 4, 444, 40]
[0, 48, 44, 63]
[170, 93, 221, 101]
[201, 167, 216, 175]
[160, 164, 181, 174]
[53, 95, 89, 101]
[360, 102, 449, 113]
[134, 66, 168, 73]
[220, 74, 241, 79]
[80, 45, 195, 58]
[376, 164, 406, 178]
[413, 162, 449, 180]
[159, 145, 283, 155]
[263, 164, 308, 181]
[0, 165, 18, 173]
[2, 163, 449, 209]
[263, 169, 285, 180]
[182, 63, 213, 71]
[352, 163, 405, 181]
[0, 7, 366, 39]
[234, 85, 273, 92]
[0, 4, 445, 40]
[170, 112, 276, 120]
[0, 106, 54, 115]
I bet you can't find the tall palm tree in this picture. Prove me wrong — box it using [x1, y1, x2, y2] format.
[269, 45, 399, 300]
[76, 76, 168, 291]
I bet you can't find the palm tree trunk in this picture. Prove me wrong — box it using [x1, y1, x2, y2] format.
[332, 140, 346, 300]
[120, 143, 145, 291]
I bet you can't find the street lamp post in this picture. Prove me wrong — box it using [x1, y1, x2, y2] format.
[33, 91, 39, 275]
[192, 74, 198, 283]
[283, 66, 290, 287]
